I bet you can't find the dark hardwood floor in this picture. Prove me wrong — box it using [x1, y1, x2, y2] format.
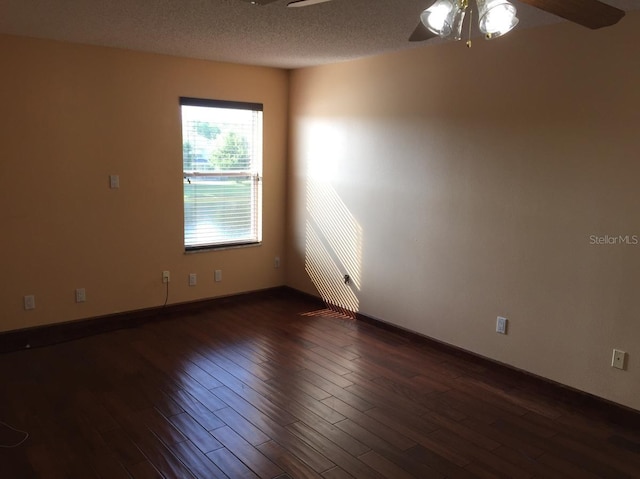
[1, 290, 639, 478]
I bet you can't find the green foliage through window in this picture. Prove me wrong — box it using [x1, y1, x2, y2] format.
[209, 131, 250, 171]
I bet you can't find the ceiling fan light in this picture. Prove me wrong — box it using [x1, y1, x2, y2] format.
[450, 7, 467, 41]
[477, 0, 519, 39]
[420, 0, 456, 38]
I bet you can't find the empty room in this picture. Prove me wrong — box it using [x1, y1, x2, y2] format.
[1, 0, 639, 477]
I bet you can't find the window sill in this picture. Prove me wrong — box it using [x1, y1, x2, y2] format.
[185, 242, 262, 254]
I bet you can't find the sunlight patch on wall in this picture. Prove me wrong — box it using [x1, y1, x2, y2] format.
[306, 123, 343, 182]
[305, 179, 362, 314]
[306, 180, 362, 289]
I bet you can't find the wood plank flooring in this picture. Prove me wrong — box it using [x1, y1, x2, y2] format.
[1, 290, 639, 478]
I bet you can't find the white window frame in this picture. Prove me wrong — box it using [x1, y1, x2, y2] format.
[181, 97, 263, 251]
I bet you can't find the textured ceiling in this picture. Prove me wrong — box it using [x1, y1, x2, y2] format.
[0, 0, 638, 69]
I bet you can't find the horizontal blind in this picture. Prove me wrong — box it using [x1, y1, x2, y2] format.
[181, 98, 263, 250]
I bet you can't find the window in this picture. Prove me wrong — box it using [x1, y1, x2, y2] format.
[181, 98, 263, 251]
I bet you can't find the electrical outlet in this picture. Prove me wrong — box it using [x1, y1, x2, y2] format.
[612, 349, 627, 370]
[162, 271, 170, 283]
[496, 316, 508, 334]
[75, 288, 86, 303]
[189, 273, 197, 286]
[215, 270, 222, 282]
[109, 174, 120, 189]
[274, 256, 281, 269]
[24, 295, 36, 310]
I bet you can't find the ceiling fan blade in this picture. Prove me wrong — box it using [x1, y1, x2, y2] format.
[409, 21, 437, 42]
[287, 0, 333, 6]
[240, 0, 280, 5]
[518, 0, 625, 29]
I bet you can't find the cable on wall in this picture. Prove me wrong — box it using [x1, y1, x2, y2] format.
[162, 280, 169, 308]
[0, 420, 29, 448]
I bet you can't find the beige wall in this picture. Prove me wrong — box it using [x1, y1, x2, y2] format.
[0, 35, 288, 333]
[287, 13, 640, 410]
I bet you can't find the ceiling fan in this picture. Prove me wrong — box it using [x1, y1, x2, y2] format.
[245, 0, 626, 43]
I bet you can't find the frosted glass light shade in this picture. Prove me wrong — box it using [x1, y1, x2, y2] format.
[450, 6, 467, 41]
[421, 0, 456, 37]
[420, 0, 466, 40]
[477, 0, 519, 39]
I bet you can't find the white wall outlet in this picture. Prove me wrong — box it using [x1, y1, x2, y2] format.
[612, 349, 627, 370]
[496, 316, 508, 334]
[75, 288, 86, 303]
[162, 271, 170, 283]
[24, 295, 36, 310]
[215, 270, 222, 282]
[189, 273, 197, 286]
[274, 256, 281, 269]
[109, 174, 120, 189]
